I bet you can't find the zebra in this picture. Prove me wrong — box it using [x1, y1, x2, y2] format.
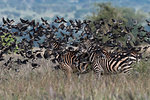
[57, 51, 77, 79]
[88, 48, 141, 78]
[56, 50, 90, 79]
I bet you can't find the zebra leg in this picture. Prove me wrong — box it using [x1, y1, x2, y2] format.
[93, 62, 104, 79]
[96, 71, 103, 79]
[65, 66, 73, 80]
[60, 63, 73, 80]
[93, 68, 102, 79]
[96, 72, 101, 79]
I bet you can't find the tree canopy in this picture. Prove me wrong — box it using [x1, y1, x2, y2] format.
[87, 2, 147, 46]
[88, 2, 146, 26]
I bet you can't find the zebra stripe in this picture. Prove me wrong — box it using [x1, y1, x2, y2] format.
[59, 51, 77, 77]
[58, 51, 90, 79]
[89, 50, 140, 78]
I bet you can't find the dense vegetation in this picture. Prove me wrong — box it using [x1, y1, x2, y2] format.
[87, 3, 148, 48]
[88, 3, 146, 25]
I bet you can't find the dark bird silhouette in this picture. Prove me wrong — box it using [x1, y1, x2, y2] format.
[41, 17, 48, 25]
[0, 57, 4, 61]
[8, 18, 14, 24]
[31, 63, 40, 70]
[4, 57, 13, 66]
[2, 17, 7, 26]
[126, 40, 133, 49]
[36, 53, 43, 59]
[51, 58, 57, 64]
[112, 19, 117, 24]
[138, 26, 146, 32]
[44, 49, 52, 59]
[15, 58, 28, 65]
[54, 65, 60, 70]
[143, 46, 150, 53]
[20, 18, 29, 24]
[59, 23, 65, 30]
[54, 16, 67, 23]
[146, 20, 150, 26]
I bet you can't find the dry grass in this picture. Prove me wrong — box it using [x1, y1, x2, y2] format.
[0, 58, 150, 100]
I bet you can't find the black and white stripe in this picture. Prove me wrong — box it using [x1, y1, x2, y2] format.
[57, 51, 90, 79]
[89, 50, 141, 78]
[57, 51, 77, 79]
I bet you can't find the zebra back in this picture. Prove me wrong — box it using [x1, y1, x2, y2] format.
[89, 49, 141, 77]
[107, 51, 141, 74]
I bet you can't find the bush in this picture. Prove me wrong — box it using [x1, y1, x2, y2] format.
[87, 2, 146, 41]
[0, 32, 19, 54]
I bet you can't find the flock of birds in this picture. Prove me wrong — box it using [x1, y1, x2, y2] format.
[0, 16, 150, 79]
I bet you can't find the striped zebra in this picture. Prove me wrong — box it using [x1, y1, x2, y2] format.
[56, 50, 90, 79]
[57, 51, 77, 79]
[88, 49, 141, 78]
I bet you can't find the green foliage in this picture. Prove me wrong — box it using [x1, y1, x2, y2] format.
[87, 2, 146, 36]
[0, 32, 19, 53]
[133, 59, 150, 75]
[1, 33, 14, 46]
[90, 2, 125, 22]
[88, 2, 146, 25]
[87, 2, 147, 47]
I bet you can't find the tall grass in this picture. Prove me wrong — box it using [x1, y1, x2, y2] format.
[0, 59, 150, 100]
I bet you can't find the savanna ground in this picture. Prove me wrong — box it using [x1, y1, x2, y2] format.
[0, 53, 150, 100]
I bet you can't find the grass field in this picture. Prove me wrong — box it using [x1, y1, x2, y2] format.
[0, 58, 150, 100]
